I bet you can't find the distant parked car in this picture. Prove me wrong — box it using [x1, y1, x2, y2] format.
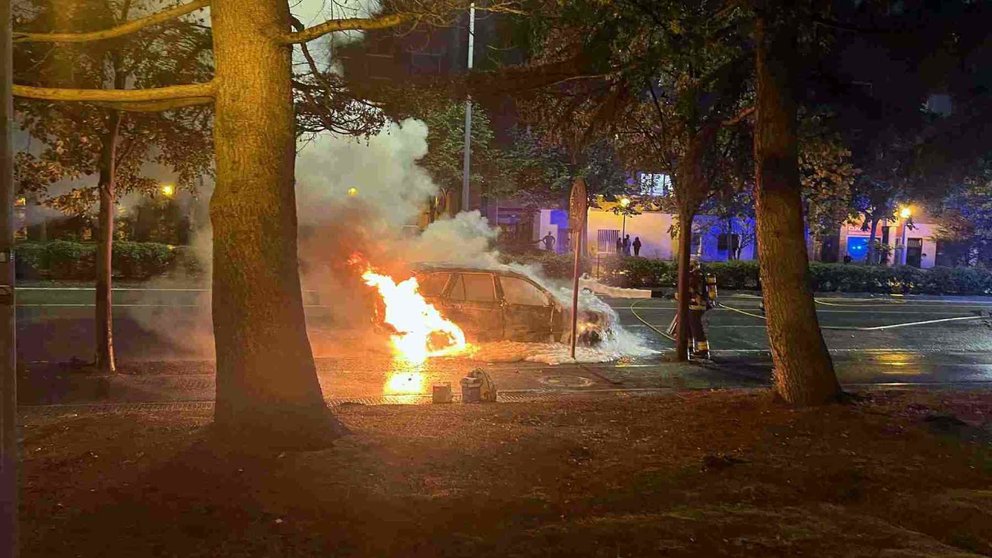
[372, 264, 612, 346]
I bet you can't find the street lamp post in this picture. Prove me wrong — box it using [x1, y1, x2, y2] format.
[619, 196, 630, 242]
[899, 206, 912, 266]
[460, 3, 476, 214]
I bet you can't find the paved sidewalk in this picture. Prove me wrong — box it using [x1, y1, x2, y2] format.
[18, 356, 763, 407]
[20, 347, 992, 409]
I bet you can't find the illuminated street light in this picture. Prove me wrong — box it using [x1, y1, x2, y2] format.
[160, 184, 175, 198]
[618, 197, 633, 248]
[347, 187, 359, 197]
[899, 206, 912, 265]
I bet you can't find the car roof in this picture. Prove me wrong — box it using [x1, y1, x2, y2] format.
[412, 264, 536, 283]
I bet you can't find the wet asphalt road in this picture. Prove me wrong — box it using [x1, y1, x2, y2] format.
[14, 286, 992, 403]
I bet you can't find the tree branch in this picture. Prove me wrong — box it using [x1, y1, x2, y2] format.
[13, 81, 216, 111]
[13, 0, 211, 43]
[721, 106, 754, 127]
[94, 97, 214, 112]
[280, 13, 409, 45]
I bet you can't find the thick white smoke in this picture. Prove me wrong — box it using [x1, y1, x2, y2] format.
[296, 119, 437, 228]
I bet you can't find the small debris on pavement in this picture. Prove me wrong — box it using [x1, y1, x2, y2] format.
[460, 369, 496, 403]
[432, 383, 453, 404]
[701, 454, 748, 471]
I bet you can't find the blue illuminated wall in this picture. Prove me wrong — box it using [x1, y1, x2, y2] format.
[847, 236, 869, 261]
[549, 210, 570, 253]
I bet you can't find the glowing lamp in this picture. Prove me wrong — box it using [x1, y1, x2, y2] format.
[619, 196, 631, 208]
[899, 206, 912, 220]
[160, 184, 175, 198]
[347, 187, 359, 197]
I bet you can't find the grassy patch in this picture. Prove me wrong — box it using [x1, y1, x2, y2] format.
[21, 390, 992, 557]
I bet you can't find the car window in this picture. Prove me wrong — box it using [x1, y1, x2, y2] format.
[500, 276, 549, 306]
[417, 272, 450, 297]
[447, 275, 465, 301]
[449, 273, 495, 303]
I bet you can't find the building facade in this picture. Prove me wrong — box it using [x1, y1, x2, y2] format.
[838, 216, 939, 268]
[534, 204, 940, 269]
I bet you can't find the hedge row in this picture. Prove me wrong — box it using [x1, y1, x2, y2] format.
[16, 241, 992, 295]
[15, 241, 203, 280]
[502, 253, 992, 295]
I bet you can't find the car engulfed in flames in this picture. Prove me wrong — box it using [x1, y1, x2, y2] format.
[369, 264, 614, 353]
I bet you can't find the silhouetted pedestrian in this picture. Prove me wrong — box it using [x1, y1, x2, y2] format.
[632, 237, 642, 256]
[540, 232, 555, 251]
[623, 235, 631, 256]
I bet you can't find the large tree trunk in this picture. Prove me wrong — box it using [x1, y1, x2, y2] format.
[672, 126, 713, 361]
[94, 111, 121, 373]
[210, 0, 340, 446]
[674, 209, 693, 361]
[865, 214, 880, 265]
[754, 15, 840, 405]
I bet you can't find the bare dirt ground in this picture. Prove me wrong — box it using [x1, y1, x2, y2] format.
[20, 389, 992, 557]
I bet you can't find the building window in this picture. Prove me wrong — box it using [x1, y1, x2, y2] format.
[717, 233, 740, 255]
[638, 173, 672, 197]
[690, 233, 702, 256]
[597, 229, 620, 253]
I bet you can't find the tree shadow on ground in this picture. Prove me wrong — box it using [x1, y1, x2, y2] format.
[21, 392, 992, 557]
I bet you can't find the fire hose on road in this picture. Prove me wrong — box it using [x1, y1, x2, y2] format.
[715, 301, 986, 331]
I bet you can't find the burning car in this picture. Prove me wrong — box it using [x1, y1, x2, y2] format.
[372, 265, 613, 346]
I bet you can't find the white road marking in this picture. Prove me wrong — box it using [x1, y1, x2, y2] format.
[18, 287, 209, 292]
[619, 306, 986, 315]
[17, 304, 333, 308]
[716, 302, 985, 331]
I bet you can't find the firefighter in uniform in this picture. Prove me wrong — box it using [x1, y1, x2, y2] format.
[666, 261, 718, 359]
[687, 260, 718, 359]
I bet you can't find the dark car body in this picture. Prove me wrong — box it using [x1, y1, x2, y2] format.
[373, 265, 609, 345]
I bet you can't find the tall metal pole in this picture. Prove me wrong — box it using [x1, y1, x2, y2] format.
[568, 178, 587, 360]
[0, 0, 18, 554]
[460, 2, 475, 213]
[900, 221, 908, 266]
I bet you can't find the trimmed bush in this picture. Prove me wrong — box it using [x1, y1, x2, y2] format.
[113, 242, 176, 279]
[702, 260, 761, 290]
[16, 241, 96, 280]
[499, 251, 587, 279]
[499, 252, 992, 295]
[14, 240, 187, 281]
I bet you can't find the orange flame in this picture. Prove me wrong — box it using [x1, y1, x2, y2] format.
[362, 267, 469, 364]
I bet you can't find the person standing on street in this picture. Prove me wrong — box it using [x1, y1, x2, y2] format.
[687, 260, 716, 360]
[615, 236, 623, 254]
[632, 237, 642, 257]
[623, 235, 632, 256]
[539, 232, 556, 251]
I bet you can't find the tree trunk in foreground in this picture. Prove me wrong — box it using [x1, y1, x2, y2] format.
[866, 215, 880, 265]
[754, 16, 840, 405]
[672, 126, 714, 362]
[210, 0, 339, 446]
[674, 209, 693, 361]
[94, 111, 121, 373]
